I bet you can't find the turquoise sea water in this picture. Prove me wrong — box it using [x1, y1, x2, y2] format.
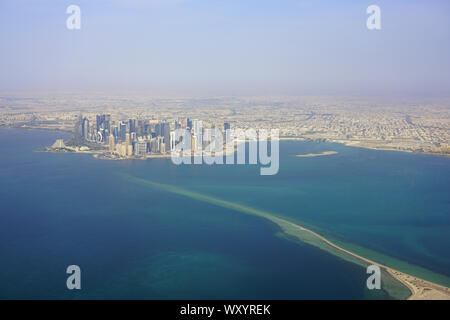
[0, 129, 449, 299]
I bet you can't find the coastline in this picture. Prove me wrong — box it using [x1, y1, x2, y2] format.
[278, 219, 450, 300]
[280, 137, 450, 158]
[6, 125, 445, 159]
[123, 174, 450, 300]
[37, 127, 241, 160]
[93, 153, 172, 160]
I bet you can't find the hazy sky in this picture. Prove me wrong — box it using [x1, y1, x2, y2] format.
[1, 0, 449, 96]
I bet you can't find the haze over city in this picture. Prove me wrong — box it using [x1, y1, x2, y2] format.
[1, 0, 450, 96]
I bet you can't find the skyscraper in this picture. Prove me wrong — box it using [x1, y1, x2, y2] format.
[224, 122, 231, 143]
[109, 134, 115, 153]
[163, 122, 170, 153]
[170, 131, 176, 151]
[193, 120, 202, 137]
[186, 118, 192, 131]
[112, 126, 119, 139]
[125, 133, 132, 156]
[104, 114, 111, 137]
[129, 119, 136, 133]
[119, 122, 127, 141]
[144, 123, 150, 136]
[96, 114, 105, 132]
[82, 118, 90, 140]
[74, 113, 83, 140]
[155, 123, 162, 137]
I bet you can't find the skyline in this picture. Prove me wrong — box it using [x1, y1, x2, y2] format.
[3, 95, 449, 158]
[1, 0, 450, 96]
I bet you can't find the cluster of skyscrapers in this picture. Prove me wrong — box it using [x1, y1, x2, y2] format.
[79, 114, 230, 158]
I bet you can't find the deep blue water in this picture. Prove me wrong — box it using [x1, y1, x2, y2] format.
[0, 129, 449, 299]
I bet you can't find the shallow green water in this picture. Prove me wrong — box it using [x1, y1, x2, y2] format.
[0, 129, 448, 299]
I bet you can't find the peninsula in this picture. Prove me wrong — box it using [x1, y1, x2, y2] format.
[124, 174, 450, 300]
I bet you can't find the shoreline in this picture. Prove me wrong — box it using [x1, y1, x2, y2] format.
[280, 137, 450, 158]
[123, 174, 450, 300]
[279, 219, 450, 300]
[4, 126, 446, 160]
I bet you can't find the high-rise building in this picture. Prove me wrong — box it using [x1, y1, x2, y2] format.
[112, 126, 119, 139]
[150, 138, 159, 153]
[155, 123, 162, 137]
[96, 114, 105, 131]
[193, 135, 201, 153]
[119, 122, 127, 141]
[125, 133, 131, 156]
[74, 113, 83, 139]
[135, 141, 147, 155]
[129, 119, 136, 133]
[143, 123, 150, 136]
[224, 122, 231, 142]
[109, 134, 115, 153]
[104, 114, 111, 137]
[163, 122, 170, 153]
[170, 131, 176, 151]
[82, 118, 90, 140]
[137, 120, 145, 136]
[186, 118, 192, 131]
[117, 143, 127, 157]
[193, 120, 202, 137]
[193, 120, 202, 153]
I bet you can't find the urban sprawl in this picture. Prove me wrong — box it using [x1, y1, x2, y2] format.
[1, 95, 449, 158]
